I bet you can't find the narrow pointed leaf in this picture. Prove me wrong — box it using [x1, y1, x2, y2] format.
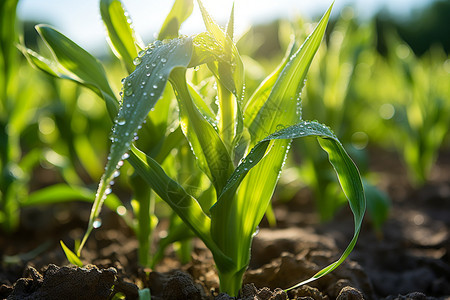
[28, 26, 119, 119]
[247, 4, 333, 141]
[158, 0, 194, 40]
[225, 3, 235, 40]
[127, 145, 235, 272]
[170, 68, 234, 194]
[78, 37, 193, 255]
[210, 5, 334, 292]
[36, 25, 115, 98]
[100, 0, 143, 73]
[196, 0, 244, 98]
[213, 120, 365, 289]
[60, 241, 83, 267]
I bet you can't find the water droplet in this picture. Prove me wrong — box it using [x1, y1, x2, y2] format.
[133, 57, 141, 66]
[93, 218, 102, 229]
[125, 88, 133, 96]
[276, 124, 285, 131]
[116, 206, 127, 216]
[105, 187, 112, 195]
[122, 152, 130, 160]
[153, 84, 158, 89]
[161, 58, 167, 63]
[113, 170, 120, 178]
[116, 117, 126, 126]
[138, 50, 145, 57]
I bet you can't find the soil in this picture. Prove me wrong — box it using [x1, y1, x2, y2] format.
[1, 148, 449, 300]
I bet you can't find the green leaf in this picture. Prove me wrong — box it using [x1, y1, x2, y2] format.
[23, 184, 122, 212]
[128, 145, 234, 272]
[213, 120, 365, 291]
[100, 0, 144, 73]
[60, 240, 83, 267]
[196, 0, 244, 98]
[22, 26, 119, 119]
[209, 5, 334, 294]
[158, 0, 194, 40]
[170, 68, 234, 194]
[78, 37, 193, 256]
[195, 0, 244, 154]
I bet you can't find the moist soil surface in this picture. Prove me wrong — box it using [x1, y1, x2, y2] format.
[1, 148, 449, 299]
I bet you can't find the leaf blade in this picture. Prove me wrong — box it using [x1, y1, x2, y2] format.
[78, 37, 193, 255]
[100, 0, 143, 73]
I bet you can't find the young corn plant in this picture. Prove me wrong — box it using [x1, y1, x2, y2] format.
[74, 1, 365, 296]
[21, 0, 198, 268]
[385, 34, 450, 185]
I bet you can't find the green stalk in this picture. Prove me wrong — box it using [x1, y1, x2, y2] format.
[130, 172, 155, 267]
[217, 83, 236, 152]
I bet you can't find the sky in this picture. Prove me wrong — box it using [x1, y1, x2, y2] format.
[17, 0, 435, 55]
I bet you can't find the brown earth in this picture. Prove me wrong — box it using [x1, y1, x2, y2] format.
[1, 148, 449, 299]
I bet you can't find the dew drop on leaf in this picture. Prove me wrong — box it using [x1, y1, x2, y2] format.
[93, 218, 102, 228]
[133, 57, 141, 65]
[124, 87, 133, 96]
[116, 117, 126, 126]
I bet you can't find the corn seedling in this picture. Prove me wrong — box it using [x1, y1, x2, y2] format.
[78, 1, 364, 295]
[22, 0, 365, 296]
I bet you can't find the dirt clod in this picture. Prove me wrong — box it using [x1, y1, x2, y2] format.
[5, 264, 138, 300]
[288, 285, 328, 300]
[336, 286, 364, 300]
[162, 270, 203, 300]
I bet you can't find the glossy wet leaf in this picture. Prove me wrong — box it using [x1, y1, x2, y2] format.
[209, 6, 333, 293]
[78, 37, 194, 255]
[100, 0, 143, 73]
[214, 120, 365, 289]
[158, 0, 194, 40]
[127, 145, 234, 272]
[170, 68, 234, 194]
